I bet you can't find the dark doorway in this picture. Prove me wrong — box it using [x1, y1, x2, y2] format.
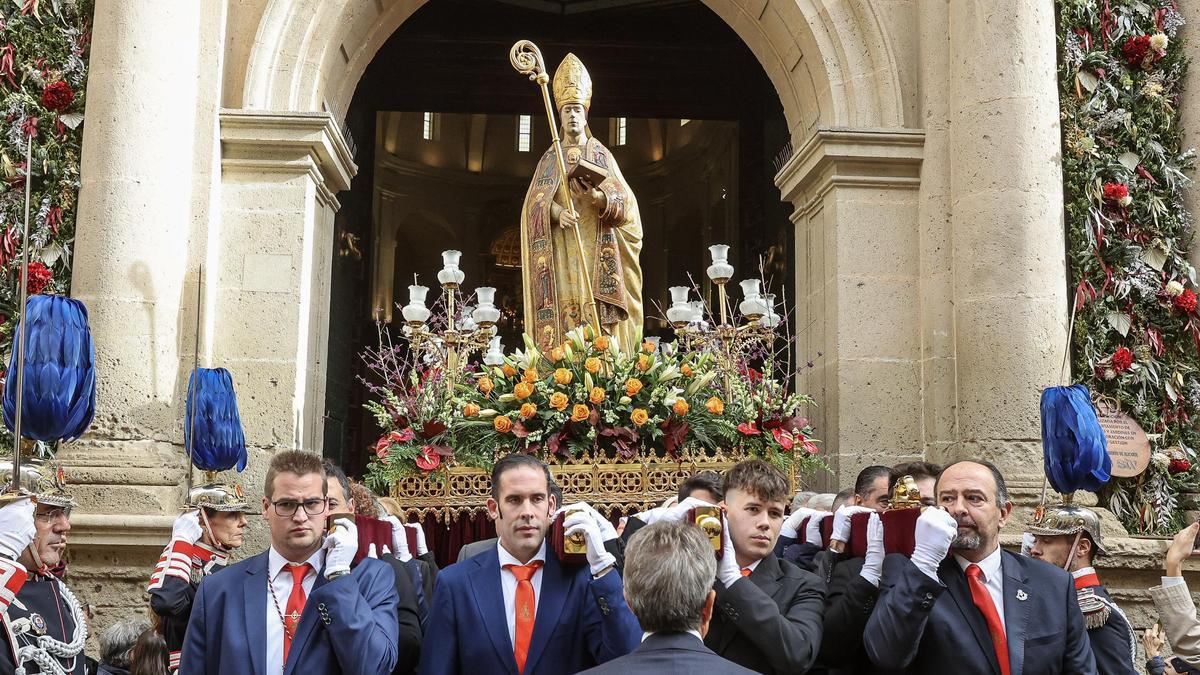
[324, 0, 791, 476]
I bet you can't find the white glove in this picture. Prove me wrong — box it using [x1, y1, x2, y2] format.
[1020, 532, 1035, 557]
[563, 511, 616, 576]
[385, 516, 412, 562]
[633, 496, 716, 527]
[860, 513, 884, 587]
[171, 510, 204, 545]
[0, 498, 35, 561]
[781, 507, 818, 539]
[556, 502, 617, 542]
[805, 513, 830, 546]
[717, 514, 742, 588]
[406, 523, 428, 556]
[830, 505, 875, 544]
[367, 543, 379, 559]
[911, 507, 957, 580]
[324, 518, 359, 578]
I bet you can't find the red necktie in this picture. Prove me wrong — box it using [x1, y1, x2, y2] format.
[283, 563, 312, 663]
[740, 568, 752, 577]
[965, 564, 1010, 675]
[505, 561, 543, 674]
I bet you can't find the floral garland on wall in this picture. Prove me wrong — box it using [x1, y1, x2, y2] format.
[1059, 0, 1199, 534]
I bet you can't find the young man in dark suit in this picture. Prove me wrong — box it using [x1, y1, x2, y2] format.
[416, 454, 640, 675]
[864, 460, 1097, 674]
[705, 459, 827, 674]
[577, 521, 756, 675]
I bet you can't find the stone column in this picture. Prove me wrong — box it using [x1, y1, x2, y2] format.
[948, 1, 1068, 493]
[776, 129, 925, 488]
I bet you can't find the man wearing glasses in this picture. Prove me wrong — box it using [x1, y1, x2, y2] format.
[0, 461, 89, 674]
[180, 450, 400, 675]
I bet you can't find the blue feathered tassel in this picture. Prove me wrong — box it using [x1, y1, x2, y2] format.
[3, 295, 96, 441]
[1040, 384, 1111, 494]
[185, 368, 247, 473]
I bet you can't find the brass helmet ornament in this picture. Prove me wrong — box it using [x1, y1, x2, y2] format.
[185, 475, 249, 513]
[1028, 493, 1107, 557]
[0, 457, 75, 508]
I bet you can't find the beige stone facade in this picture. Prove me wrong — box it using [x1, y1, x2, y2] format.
[61, 0, 1198, 655]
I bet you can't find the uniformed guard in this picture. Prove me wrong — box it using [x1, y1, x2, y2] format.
[0, 460, 89, 675]
[147, 479, 248, 674]
[1027, 496, 1137, 675]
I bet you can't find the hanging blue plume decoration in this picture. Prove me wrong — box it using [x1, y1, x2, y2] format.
[3, 295, 96, 442]
[1040, 384, 1111, 494]
[186, 368, 247, 473]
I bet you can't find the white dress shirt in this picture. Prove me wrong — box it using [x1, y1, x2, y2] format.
[955, 546, 1006, 636]
[497, 539, 546, 648]
[266, 546, 325, 675]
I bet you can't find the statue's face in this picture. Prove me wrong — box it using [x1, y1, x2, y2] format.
[561, 103, 586, 136]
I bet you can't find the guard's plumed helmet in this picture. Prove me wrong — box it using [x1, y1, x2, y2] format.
[0, 458, 76, 508]
[1029, 501, 1107, 556]
[186, 481, 250, 513]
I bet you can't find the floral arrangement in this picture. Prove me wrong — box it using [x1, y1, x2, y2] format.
[362, 318, 823, 493]
[1058, 0, 1200, 533]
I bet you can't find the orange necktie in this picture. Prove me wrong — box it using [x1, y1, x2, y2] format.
[283, 563, 312, 663]
[740, 568, 752, 577]
[505, 561, 543, 674]
[965, 564, 1009, 675]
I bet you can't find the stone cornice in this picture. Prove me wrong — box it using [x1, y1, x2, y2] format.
[774, 127, 925, 214]
[220, 110, 358, 205]
[69, 514, 175, 548]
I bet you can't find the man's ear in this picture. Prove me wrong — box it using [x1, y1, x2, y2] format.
[487, 497, 501, 521]
[699, 589, 717, 638]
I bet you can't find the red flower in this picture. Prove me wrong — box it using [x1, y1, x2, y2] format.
[415, 445, 441, 471]
[394, 427, 416, 442]
[801, 439, 820, 455]
[1169, 458, 1192, 474]
[23, 262, 51, 295]
[373, 437, 391, 459]
[1102, 182, 1129, 203]
[1111, 347, 1134, 373]
[1123, 35, 1151, 66]
[40, 81, 74, 112]
[737, 422, 761, 436]
[1175, 289, 1198, 314]
[771, 427, 794, 450]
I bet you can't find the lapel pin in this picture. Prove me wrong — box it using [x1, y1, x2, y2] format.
[1016, 589, 1028, 601]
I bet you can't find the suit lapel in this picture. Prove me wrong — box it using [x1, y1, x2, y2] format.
[283, 567, 331, 675]
[523, 553, 571, 674]
[242, 552, 270, 675]
[1000, 551, 1030, 675]
[939, 559, 1000, 675]
[714, 555, 781, 653]
[468, 548, 520, 675]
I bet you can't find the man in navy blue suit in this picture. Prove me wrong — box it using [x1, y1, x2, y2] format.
[416, 454, 640, 675]
[180, 450, 400, 675]
[863, 460, 1097, 674]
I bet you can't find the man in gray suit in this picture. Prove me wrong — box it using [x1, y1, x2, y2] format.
[577, 521, 756, 675]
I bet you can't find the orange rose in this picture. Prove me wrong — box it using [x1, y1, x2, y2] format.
[589, 387, 606, 404]
[641, 341, 655, 354]
[523, 368, 539, 384]
[625, 378, 644, 397]
[513, 382, 534, 400]
[705, 396, 724, 415]
[501, 364, 517, 378]
[571, 404, 590, 423]
[549, 346, 566, 362]
[493, 416, 514, 433]
[519, 402, 538, 420]
[554, 368, 573, 385]
[637, 354, 651, 372]
[593, 335, 610, 350]
[463, 403, 481, 417]
[681, 364, 694, 377]
[584, 357, 601, 374]
[477, 377, 494, 395]
[631, 408, 649, 426]
[549, 392, 569, 411]
[672, 399, 690, 416]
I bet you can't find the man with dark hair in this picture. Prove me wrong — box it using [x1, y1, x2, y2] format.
[323, 460, 423, 674]
[417, 453, 639, 675]
[888, 461, 941, 506]
[852, 465, 892, 512]
[576, 521, 756, 675]
[677, 471, 723, 505]
[181, 450, 401, 674]
[703, 459, 825, 674]
[620, 472, 726, 544]
[456, 483, 571, 563]
[864, 459, 1096, 673]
